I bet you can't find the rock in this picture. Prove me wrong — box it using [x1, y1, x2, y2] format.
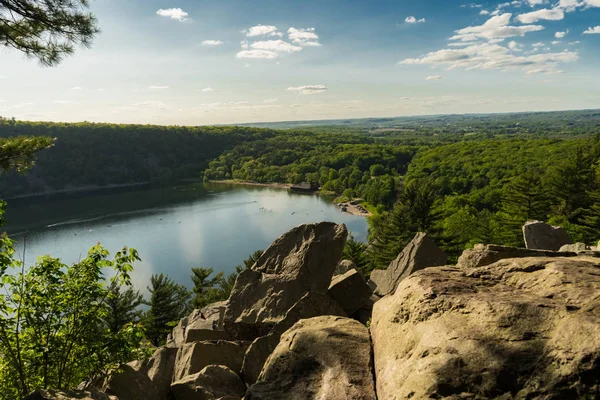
[25, 390, 118, 400]
[457, 243, 577, 268]
[224, 222, 348, 340]
[368, 232, 447, 297]
[185, 318, 230, 342]
[328, 269, 372, 315]
[241, 291, 346, 385]
[371, 256, 600, 399]
[146, 347, 178, 399]
[170, 365, 245, 400]
[334, 259, 356, 276]
[168, 302, 229, 348]
[367, 269, 387, 295]
[247, 316, 376, 400]
[173, 340, 250, 381]
[351, 294, 381, 325]
[101, 361, 159, 400]
[560, 242, 588, 252]
[523, 220, 573, 251]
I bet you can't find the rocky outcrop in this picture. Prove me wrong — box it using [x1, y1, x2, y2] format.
[146, 347, 178, 399]
[25, 390, 118, 400]
[328, 268, 372, 315]
[101, 361, 159, 400]
[173, 340, 250, 381]
[368, 232, 447, 297]
[168, 302, 228, 347]
[170, 365, 245, 400]
[523, 220, 573, 251]
[223, 222, 348, 339]
[560, 242, 588, 252]
[246, 316, 376, 400]
[457, 243, 577, 268]
[334, 259, 356, 276]
[371, 256, 600, 399]
[241, 291, 346, 385]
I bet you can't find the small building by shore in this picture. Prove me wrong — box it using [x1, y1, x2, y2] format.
[290, 182, 319, 193]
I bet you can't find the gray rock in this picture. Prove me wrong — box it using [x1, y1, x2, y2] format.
[334, 259, 356, 276]
[223, 222, 347, 340]
[523, 220, 573, 251]
[328, 269, 372, 315]
[367, 269, 387, 295]
[371, 257, 600, 399]
[173, 340, 250, 381]
[146, 347, 178, 400]
[170, 365, 245, 400]
[457, 243, 577, 268]
[559, 242, 588, 252]
[368, 232, 447, 297]
[241, 291, 346, 385]
[101, 362, 160, 400]
[168, 302, 229, 348]
[246, 316, 376, 400]
[25, 390, 118, 400]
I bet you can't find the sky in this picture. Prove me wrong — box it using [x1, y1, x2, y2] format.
[1, 0, 600, 125]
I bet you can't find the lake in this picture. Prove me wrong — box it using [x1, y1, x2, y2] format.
[3, 183, 369, 292]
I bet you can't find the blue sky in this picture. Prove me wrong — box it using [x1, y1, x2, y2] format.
[1, 0, 600, 125]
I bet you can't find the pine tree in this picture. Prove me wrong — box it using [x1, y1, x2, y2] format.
[190, 267, 224, 309]
[144, 274, 190, 346]
[343, 237, 370, 275]
[104, 282, 144, 334]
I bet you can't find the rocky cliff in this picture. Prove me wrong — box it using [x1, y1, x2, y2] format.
[30, 221, 600, 400]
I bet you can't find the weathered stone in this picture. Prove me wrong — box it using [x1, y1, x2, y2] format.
[146, 347, 178, 400]
[185, 318, 230, 342]
[173, 340, 250, 381]
[371, 256, 600, 399]
[170, 365, 245, 400]
[368, 232, 447, 297]
[328, 269, 372, 315]
[367, 269, 387, 295]
[560, 242, 588, 252]
[168, 302, 229, 348]
[351, 294, 381, 325]
[224, 222, 348, 340]
[246, 316, 376, 400]
[102, 362, 159, 400]
[457, 243, 577, 268]
[523, 220, 573, 251]
[334, 259, 356, 276]
[241, 291, 346, 385]
[200, 301, 228, 330]
[25, 390, 118, 400]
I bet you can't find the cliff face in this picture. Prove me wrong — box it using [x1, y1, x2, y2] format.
[30, 222, 600, 400]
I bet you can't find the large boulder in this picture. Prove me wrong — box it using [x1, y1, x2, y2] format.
[25, 390, 117, 400]
[146, 347, 178, 399]
[457, 243, 577, 268]
[170, 365, 245, 400]
[328, 269, 372, 315]
[223, 222, 348, 340]
[368, 232, 447, 297]
[246, 316, 376, 400]
[333, 259, 356, 276]
[371, 256, 600, 399]
[241, 291, 346, 385]
[523, 220, 573, 251]
[168, 302, 229, 348]
[173, 340, 250, 381]
[560, 242, 588, 252]
[101, 361, 159, 400]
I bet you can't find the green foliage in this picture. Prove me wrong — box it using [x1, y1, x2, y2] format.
[0, 0, 99, 66]
[0, 136, 54, 173]
[143, 274, 190, 346]
[0, 243, 145, 399]
[342, 237, 370, 276]
[104, 282, 144, 334]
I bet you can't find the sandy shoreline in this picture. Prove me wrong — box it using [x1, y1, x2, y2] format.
[208, 180, 371, 218]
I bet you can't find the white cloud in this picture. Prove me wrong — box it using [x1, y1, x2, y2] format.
[236, 50, 279, 59]
[156, 8, 189, 22]
[583, 26, 600, 34]
[71, 86, 82, 90]
[202, 87, 214, 92]
[526, 0, 546, 5]
[405, 16, 426, 23]
[568, 40, 581, 44]
[480, 10, 490, 14]
[555, 30, 569, 38]
[246, 25, 280, 37]
[516, 8, 564, 23]
[288, 27, 321, 46]
[53, 100, 77, 104]
[532, 41, 545, 47]
[450, 13, 544, 42]
[250, 40, 302, 53]
[133, 100, 168, 108]
[286, 85, 328, 95]
[149, 85, 169, 89]
[201, 40, 224, 46]
[551, 40, 562, 44]
[263, 98, 278, 103]
[508, 40, 524, 50]
[425, 75, 446, 80]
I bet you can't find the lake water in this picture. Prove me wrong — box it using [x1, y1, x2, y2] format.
[3, 183, 369, 292]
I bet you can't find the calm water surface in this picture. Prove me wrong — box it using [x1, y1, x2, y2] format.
[3, 183, 368, 292]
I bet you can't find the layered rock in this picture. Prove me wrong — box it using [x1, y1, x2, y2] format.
[173, 340, 250, 381]
[223, 222, 348, 339]
[168, 301, 228, 348]
[523, 220, 573, 251]
[246, 316, 376, 400]
[170, 365, 245, 400]
[457, 243, 577, 268]
[368, 232, 447, 297]
[371, 256, 600, 399]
